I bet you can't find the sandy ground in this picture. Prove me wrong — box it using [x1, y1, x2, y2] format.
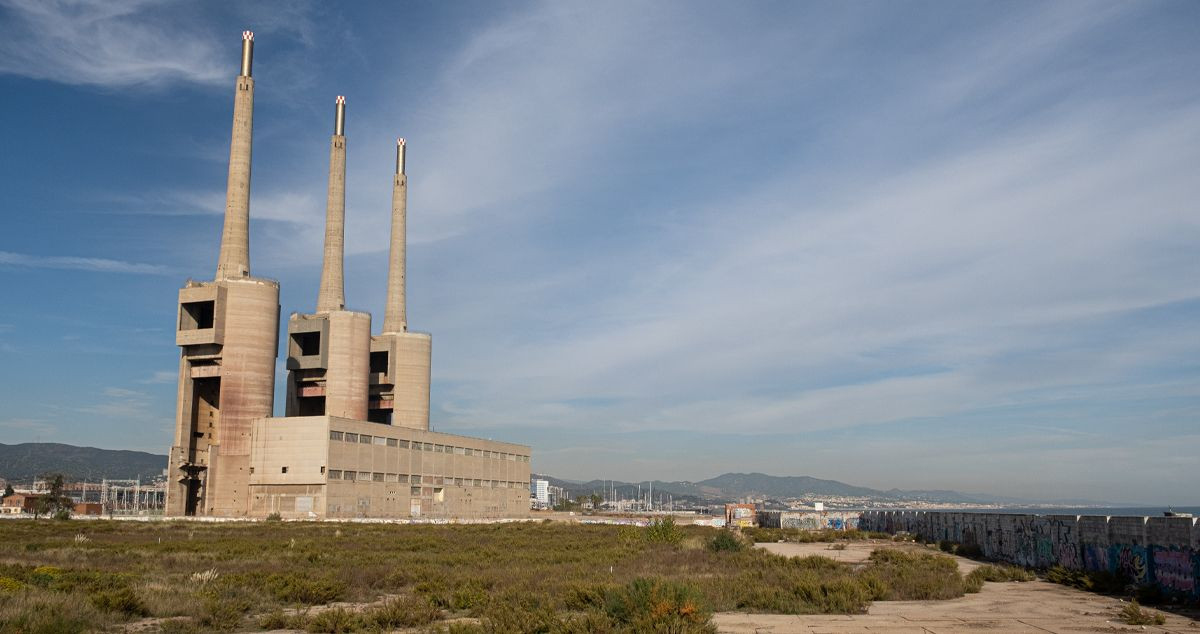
[713, 541, 1200, 634]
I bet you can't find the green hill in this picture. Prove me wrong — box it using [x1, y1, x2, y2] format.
[0, 443, 167, 483]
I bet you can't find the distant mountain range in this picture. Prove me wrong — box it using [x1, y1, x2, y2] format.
[534, 471, 1108, 506]
[0, 443, 167, 482]
[0, 443, 1113, 506]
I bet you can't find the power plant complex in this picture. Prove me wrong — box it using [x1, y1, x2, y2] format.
[166, 32, 531, 520]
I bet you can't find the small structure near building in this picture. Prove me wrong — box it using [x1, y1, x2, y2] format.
[73, 502, 103, 516]
[1, 493, 41, 514]
[725, 503, 757, 528]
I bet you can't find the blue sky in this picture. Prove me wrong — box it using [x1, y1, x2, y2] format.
[0, 1, 1197, 504]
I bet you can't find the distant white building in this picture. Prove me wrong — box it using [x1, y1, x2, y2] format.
[533, 479, 550, 506]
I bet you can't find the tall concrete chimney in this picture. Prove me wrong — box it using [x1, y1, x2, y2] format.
[382, 138, 407, 333]
[316, 96, 348, 312]
[215, 31, 255, 280]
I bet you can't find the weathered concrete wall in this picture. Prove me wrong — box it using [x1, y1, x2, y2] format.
[860, 511, 1200, 601]
[757, 510, 860, 530]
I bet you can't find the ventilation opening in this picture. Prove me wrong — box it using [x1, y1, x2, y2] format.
[367, 409, 392, 424]
[180, 300, 215, 330]
[292, 331, 321, 356]
[297, 396, 325, 416]
[370, 351, 388, 374]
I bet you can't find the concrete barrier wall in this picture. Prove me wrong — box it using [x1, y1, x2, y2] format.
[757, 510, 861, 530]
[860, 511, 1200, 601]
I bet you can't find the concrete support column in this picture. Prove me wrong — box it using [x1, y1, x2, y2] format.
[215, 73, 254, 280]
[383, 139, 407, 334]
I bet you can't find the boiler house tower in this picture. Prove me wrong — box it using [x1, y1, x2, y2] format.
[166, 32, 530, 520]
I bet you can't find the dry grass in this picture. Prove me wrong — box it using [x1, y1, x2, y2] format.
[0, 520, 977, 632]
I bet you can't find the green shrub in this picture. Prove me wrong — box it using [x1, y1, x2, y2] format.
[197, 590, 251, 631]
[605, 577, 715, 633]
[157, 618, 202, 634]
[365, 594, 441, 628]
[90, 586, 149, 617]
[306, 607, 358, 633]
[266, 573, 346, 604]
[0, 576, 26, 594]
[644, 517, 683, 545]
[707, 531, 745, 553]
[476, 595, 560, 633]
[1119, 599, 1166, 626]
[866, 549, 967, 600]
[0, 591, 104, 634]
[563, 583, 610, 611]
[967, 564, 1035, 584]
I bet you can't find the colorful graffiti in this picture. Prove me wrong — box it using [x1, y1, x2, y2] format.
[860, 511, 1199, 602]
[1113, 544, 1149, 585]
[1152, 549, 1196, 594]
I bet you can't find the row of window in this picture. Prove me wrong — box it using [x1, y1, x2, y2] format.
[329, 430, 530, 463]
[326, 470, 526, 489]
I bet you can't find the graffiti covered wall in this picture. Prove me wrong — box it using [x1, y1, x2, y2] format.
[859, 511, 1200, 601]
[757, 510, 861, 531]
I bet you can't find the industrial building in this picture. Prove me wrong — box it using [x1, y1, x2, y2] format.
[166, 32, 530, 520]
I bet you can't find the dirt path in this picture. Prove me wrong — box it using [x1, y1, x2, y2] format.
[712, 542, 1200, 634]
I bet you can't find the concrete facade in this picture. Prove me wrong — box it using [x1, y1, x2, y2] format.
[369, 139, 432, 429]
[368, 332, 431, 429]
[167, 32, 529, 520]
[757, 510, 861, 531]
[286, 311, 372, 420]
[861, 510, 1200, 601]
[248, 416, 530, 519]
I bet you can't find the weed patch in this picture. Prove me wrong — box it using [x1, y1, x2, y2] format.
[1119, 599, 1166, 625]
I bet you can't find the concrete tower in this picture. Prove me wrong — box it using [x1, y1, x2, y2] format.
[167, 31, 281, 517]
[286, 97, 371, 420]
[369, 139, 433, 429]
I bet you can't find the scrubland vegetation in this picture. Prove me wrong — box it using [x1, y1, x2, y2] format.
[0, 518, 996, 633]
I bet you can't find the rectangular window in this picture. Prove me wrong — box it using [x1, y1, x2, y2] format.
[454, 478, 464, 486]
[410, 486, 421, 496]
[385, 473, 398, 482]
[291, 331, 321, 356]
[343, 471, 355, 481]
[359, 434, 372, 444]
[345, 433, 358, 443]
[329, 431, 343, 441]
[281, 466, 288, 474]
[372, 472, 384, 482]
[453, 446, 465, 455]
[483, 450, 492, 458]
[410, 475, 421, 484]
[358, 471, 371, 481]
[370, 350, 388, 374]
[423, 443, 433, 452]
[434, 444, 444, 453]
[320, 466, 326, 474]
[473, 479, 482, 487]
[398, 440, 410, 449]
[328, 470, 342, 480]
[386, 438, 398, 447]
[180, 300, 215, 330]
[373, 436, 387, 446]
[507, 453, 516, 461]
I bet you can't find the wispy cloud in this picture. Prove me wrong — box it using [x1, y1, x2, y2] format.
[0, 251, 171, 274]
[138, 371, 178, 385]
[0, 418, 57, 435]
[0, 0, 225, 87]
